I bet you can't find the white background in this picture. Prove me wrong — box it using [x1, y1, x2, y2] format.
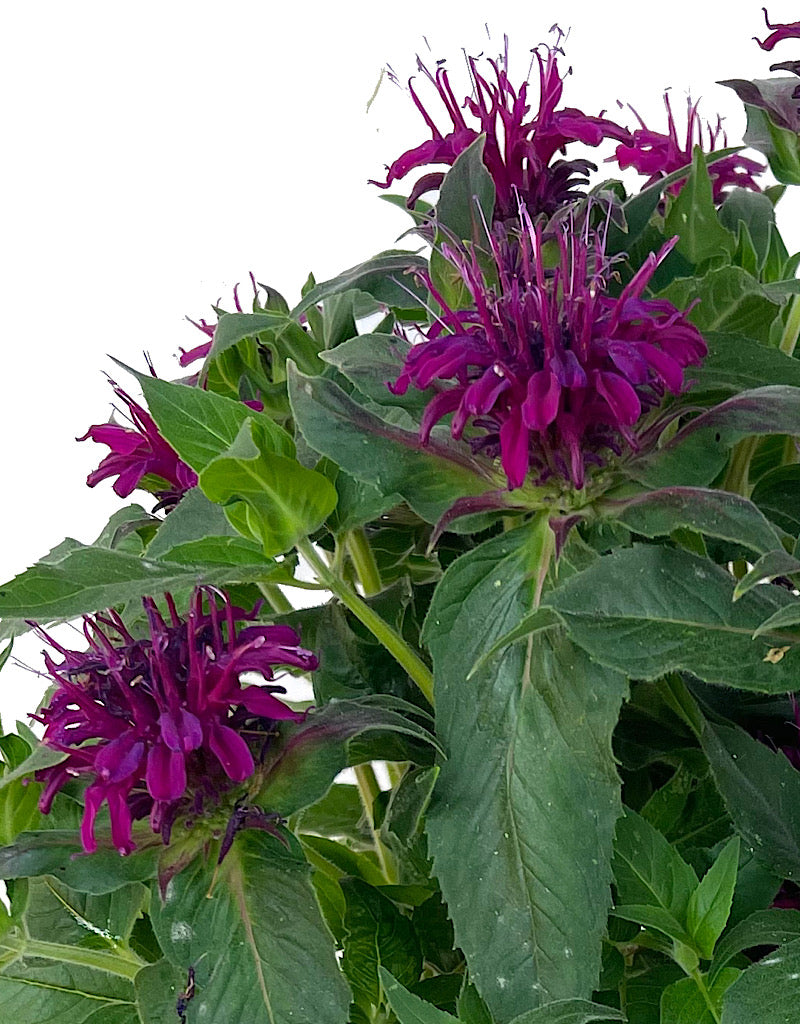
[1, 0, 798, 726]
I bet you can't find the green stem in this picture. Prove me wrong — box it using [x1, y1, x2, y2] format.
[258, 583, 293, 614]
[779, 293, 800, 357]
[723, 436, 759, 497]
[297, 538, 435, 705]
[354, 763, 397, 884]
[0, 935, 143, 981]
[690, 968, 722, 1024]
[347, 529, 383, 597]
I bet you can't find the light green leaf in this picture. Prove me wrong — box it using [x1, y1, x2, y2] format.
[687, 837, 741, 959]
[379, 967, 457, 1024]
[199, 418, 337, 556]
[664, 147, 735, 264]
[661, 970, 740, 1024]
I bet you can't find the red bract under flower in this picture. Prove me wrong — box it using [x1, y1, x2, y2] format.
[755, 8, 800, 51]
[371, 39, 629, 220]
[31, 588, 316, 854]
[390, 213, 706, 490]
[80, 383, 197, 508]
[613, 93, 764, 203]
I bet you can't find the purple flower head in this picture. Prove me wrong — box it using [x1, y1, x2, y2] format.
[755, 8, 800, 51]
[31, 588, 316, 854]
[371, 36, 629, 221]
[613, 92, 764, 203]
[391, 211, 706, 491]
[79, 382, 197, 508]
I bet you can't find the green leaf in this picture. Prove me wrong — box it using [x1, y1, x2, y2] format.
[0, 543, 286, 627]
[22, 876, 146, 949]
[320, 333, 426, 413]
[660, 970, 740, 1024]
[207, 309, 323, 375]
[134, 958, 190, 1024]
[0, 740, 66, 791]
[701, 721, 800, 880]
[137, 372, 294, 471]
[687, 837, 740, 959]
[611, 904, 695, 949]
[150, 831, 350, 1024]
[719, 189, 776, 272]
[0, 830, 158, 894]
[288, 364, 490, 525]
[721, 936, 800, 1022]
[434, 135, 496, 248]
[508, 1000, 625, 1024]
[423, 528, 626, 1021]
[629, 387, 800, 490]
[0, 956, 138, 1024]
[291, 251, 429, 318]
[199, 418, 337, 556]
[341, 879, 422, 1013]
[751, 466, 800, 538]
[664, 147, 735, 263]
[545, 545, 800, 692]
[379, 967, 457, 1024]
[612, 809, 698, 927]
[710, 908, 800, 983]
[690, 332, 800, 395]
[733, 550, 800, 600]
[145, 487, 240, 559]
[659, 266, 781, 344]
[610, 486, 785, 556]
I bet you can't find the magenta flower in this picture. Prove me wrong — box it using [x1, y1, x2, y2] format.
[613, 93, 764, 202]
[31, 588, 316, 854]
[755, 8, 800, 51]
[80, 383, 197, 508]
[390, 213, 706, 490]
[371, 39, 629, 221]
[180, 273, 260, 369]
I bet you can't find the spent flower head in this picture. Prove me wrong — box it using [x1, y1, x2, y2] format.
[31, 588, 316, 854]
[371, 35, 629, 221]
[390, 208, 706, 491]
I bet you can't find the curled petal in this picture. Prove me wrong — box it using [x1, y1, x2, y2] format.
[237, 685, 306, 722]
[522, 370, 561, 431]
[595, 371, 641, 426]
[146, 743, 187, 802]
[206, 721, 255, 782]
[159, 709, 203, 753]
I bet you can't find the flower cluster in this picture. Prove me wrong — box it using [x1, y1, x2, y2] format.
[613, 92, 764, 202]
[371, 38, 629, 221]
[80, 383, 197, 508]
[32, 588, 317, 854]
[391, 212, 706, 490]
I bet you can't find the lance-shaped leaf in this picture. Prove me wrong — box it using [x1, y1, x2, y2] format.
[288, 364, 492, 525]
[690, 332, 800, 395]
[136, 372, 295, 472]
[734, 550, 800, 600]
[721, 937, 800, 1023]
[257, 696, 438, 818]
[508, 1001, 627, 1023]
[701, 721, 800, 881]
[423, 527, 625, 1022]
[686, 837, 740, 959]
[320, 333, 427, 414]
[0, 543, 287, 632]
[710, 909, 800, 983]
[753, 601, 800, 637]
[379, 967, 458, 1024]
[664, 148, 735, 264]
[628, 385, 800, 489]
[0, 830, 158, 894]
[544, 545, 800, 692]
[751, 466, 800, 538]
[199, 418, 337, 557]
[609, 486, 785, 556]
[291, 250, 428, 318]
[149, 831, 350, 1024]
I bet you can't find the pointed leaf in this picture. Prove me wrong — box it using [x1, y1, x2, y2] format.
[664, 147, 735, 263]
[710, 909, 800, 983]
[687, 837, 740, 959]
[150, 831, 350, 1024]
[508, 1000, 625, 1024]
[291, 251, 428, 318]
[423, 528, 625, 1021]
[661, 970, 740, 1024]
[379, 967, 457, 1024]
[545, 545, 800, 692]
[721, 936, 800, 1022]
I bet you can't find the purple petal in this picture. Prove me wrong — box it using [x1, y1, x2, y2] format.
[206, 721, 255, 782]
[159, 709, 203, 753]
[595, 371, 641, 426]
[522, 370, 561, 431]
[146, 743, 187, 802]
[499, 407, 530, 489]
[238, 685, 306, 722]
[94, 732, 146, 784]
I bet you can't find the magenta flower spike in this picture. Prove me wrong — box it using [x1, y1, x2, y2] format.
[31, 588, 316, 854]
[79, 382, 198, 507]
[390, 212, 706, 491]
[755, 8, 800, 51]
[613, 92, 764, 202]
[371, 38, 629, 220]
